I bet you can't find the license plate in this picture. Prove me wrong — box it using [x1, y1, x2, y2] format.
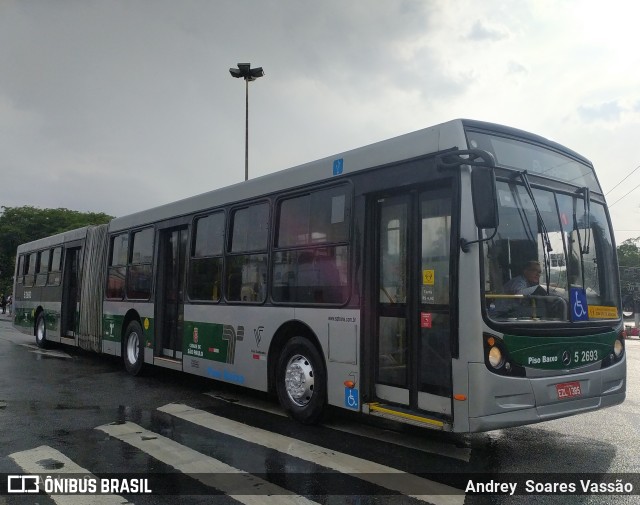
[556, 381, 582, 400]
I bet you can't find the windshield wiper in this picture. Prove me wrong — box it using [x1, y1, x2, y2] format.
[516, 171, 553, 290]
[574, 187, 591, 286]
[580, 187, 591, 255]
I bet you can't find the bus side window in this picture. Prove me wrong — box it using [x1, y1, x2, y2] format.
[16, 256, 24, 285]
[106, 233, 128, 300]
[24, 252, 37, 287]
[272, 185, 350, 305]
[226, 203, 269, 304]
[127, 228, 154, 300]
[48, 247, 63, 286]
[227, 271, 242, 300]
[36, 249, 50, 287]
[188, 212, 224, 302]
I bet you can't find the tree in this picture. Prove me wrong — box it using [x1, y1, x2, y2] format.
[618, 238, 640, 314]
[0, 206, 112, 295]
[618, 239, 640, 268]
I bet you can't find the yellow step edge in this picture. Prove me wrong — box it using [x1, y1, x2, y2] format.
[366, 402, 445, 428]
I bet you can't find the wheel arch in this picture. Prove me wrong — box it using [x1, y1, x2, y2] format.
[120, 309, 142, 354]
[33, 306, 45, 336]
[267, 319, 325, 395]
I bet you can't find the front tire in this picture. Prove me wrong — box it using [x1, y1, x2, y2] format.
[276, 337, 326, 425]
[123, 321, 144, 376]
[35, 313, 47, 349]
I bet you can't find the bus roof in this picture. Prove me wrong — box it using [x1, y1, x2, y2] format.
[108, 118, 468, 232]
[16, 226, 90, 254]
[108, 118, 592, 233]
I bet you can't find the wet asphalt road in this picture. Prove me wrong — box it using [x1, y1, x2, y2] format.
[0, 314, 639, 504]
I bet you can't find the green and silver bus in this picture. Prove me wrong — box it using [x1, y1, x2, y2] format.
[12, 119, 625, 432]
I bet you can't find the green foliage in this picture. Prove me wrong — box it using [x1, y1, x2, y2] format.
[0, 206, 112, 295]
[618, 238, 640, 269]
[618, 238, 640, 312]
[618, 239, 640, 287]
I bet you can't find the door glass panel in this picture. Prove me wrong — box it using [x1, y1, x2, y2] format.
[379, 201, 407, 304]
[419, 312, 451, 395]
[377, 197, 409, 389]
[378, 316, 407, 387]
[420, 194, 451, 305]
[419, 190, 452, 396]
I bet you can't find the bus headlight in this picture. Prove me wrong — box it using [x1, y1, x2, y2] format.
[488, 346, 504, 369]
[483, 333, 525, 376]
[614, 338, 624, 359]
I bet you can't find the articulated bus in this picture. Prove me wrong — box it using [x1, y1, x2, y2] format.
[12, 119, 625, 432]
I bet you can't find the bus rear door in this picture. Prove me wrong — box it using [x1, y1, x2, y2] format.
[156, 226, 188, 360]
[61, 247, 81, 338]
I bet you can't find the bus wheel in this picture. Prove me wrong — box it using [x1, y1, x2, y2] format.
[123, 321, 144, 376]
[35, 313, 47, 349]
[276, 337, 326, 425]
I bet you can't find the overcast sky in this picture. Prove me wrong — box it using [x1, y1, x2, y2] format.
[2, 0, 640, 247]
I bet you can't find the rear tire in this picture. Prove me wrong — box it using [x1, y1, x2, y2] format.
[276, 337, 326, 425]
[35, 313, 47, 349]
[123, 321, 144, 376]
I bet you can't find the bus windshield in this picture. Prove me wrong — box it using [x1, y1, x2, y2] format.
[483, 180, 619, 323]
[466, 130, 601, 192]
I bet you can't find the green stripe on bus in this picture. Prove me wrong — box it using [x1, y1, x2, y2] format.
[183, 321, 232, 363]
[503, 331, 617, 369]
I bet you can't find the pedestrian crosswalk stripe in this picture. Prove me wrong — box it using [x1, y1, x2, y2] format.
[9, 445, 132, 505]
[158, 403, 464, 505]
[96, 420, 320, 505]
[203, 389, 470, 462]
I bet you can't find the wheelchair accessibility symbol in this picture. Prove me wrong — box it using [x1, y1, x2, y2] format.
[344, 387, 359, 410]
[570, 287, 589, 322]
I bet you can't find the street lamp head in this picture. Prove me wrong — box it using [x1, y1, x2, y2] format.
[229, 67, 244, 78]
[229, 63, 265, 81]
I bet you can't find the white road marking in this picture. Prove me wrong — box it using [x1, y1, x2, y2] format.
[203, 389, 471, 462]
[159, 403, 464, 505]
[97, 421, 320, 505]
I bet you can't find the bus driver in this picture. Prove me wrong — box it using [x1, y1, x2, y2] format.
[503, 261, 546, 296]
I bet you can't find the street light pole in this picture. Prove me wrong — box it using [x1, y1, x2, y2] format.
[244, 78, 249, 182]
[229, 63, 264, 181]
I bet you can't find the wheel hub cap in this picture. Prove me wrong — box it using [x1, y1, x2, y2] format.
[127, 332, 139, 364]
[285, 354, 314, 406]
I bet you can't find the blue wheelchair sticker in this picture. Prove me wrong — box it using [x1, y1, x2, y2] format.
[570, 287, 589, 322]
[333, 158, 344, 176]
[344, 387, 359, 410]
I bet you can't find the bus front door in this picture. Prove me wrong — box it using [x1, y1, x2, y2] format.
[373, 187, 453, 419]
[157, 227, 188, 360]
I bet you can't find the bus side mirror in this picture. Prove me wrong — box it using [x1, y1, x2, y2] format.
[471, 167, 499, 230]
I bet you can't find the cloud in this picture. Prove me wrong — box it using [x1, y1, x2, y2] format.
[577, 101, 624, 122]
[0, 0, 459, 217]
[507, 61, 528, 75]
[466, 20, 509, 42]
